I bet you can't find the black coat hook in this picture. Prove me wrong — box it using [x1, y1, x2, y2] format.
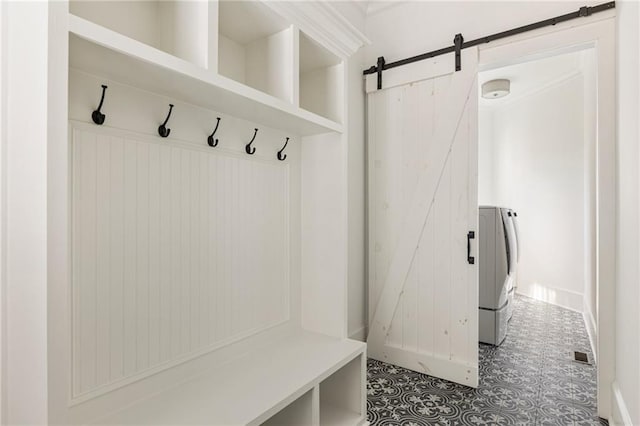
[245, 128, 258, 155]
[92, 85, 108, 125]
[158, 104, 174, 138]
[277, 137, 289, 161]
[207, 117, 221, 147]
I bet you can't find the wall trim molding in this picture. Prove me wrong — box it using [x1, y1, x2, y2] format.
[265, 2, 370, 59]
[515, 285, 583, 312]
[583, 299, 597, 363]
[611, 381, 634, 426]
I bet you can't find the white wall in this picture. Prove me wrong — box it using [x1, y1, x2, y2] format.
[478, 108, 495, 203]
[2, 2, 50, 423]
[613, 1, 640, 424]
[346, 48, 367, 341]
[581, 49, 598, 342]
[479, 73, 588, 312]
[330, 2, 368, 341]
[1, 3, 5, 420]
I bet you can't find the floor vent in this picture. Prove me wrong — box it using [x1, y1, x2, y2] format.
[574, 351, 590, 364]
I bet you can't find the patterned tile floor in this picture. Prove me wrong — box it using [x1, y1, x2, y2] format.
[367, 295, 605, 425]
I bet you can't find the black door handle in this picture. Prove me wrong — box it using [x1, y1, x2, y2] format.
[467, 231, 475, 264]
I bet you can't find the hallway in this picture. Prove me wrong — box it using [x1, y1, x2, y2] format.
[367, 296, 603, 425]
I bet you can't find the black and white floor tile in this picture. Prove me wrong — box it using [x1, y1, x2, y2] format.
[367, 295, 605, 425]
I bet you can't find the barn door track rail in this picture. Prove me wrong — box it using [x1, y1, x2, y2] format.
[363, 1, 615, 90]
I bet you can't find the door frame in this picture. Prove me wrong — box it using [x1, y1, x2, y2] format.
[476, 13, 616, 419]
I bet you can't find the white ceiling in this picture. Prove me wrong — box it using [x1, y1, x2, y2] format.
[479, 50, 585, 108]
[365, 1, 403, 16]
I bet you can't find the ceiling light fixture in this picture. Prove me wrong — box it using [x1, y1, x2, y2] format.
[482, 79, 510, 99]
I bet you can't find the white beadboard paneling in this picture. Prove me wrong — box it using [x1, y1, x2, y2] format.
[148, 143, 161, 366]
[78, 130, 98, 394]
[95, 134, 111, 386]
[136, 141, 150, 371]
[122, 139, 137, 377]
[108, 136, 125, 381]
[71, 123, 290, 400]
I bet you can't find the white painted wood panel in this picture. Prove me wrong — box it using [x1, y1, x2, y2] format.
[301, 132, 348, 339]
[367, 49, 479, 387]
[71, 124, 290, 399]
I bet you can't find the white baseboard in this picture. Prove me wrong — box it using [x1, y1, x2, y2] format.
[515, 285, 583, 312]
[610, 381, 634, 426]
[349, 326, 367, 342]
[582, 300, 597, 363]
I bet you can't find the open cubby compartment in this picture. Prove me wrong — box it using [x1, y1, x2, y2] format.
[69, 1, 210, 68]
[262, 388, 316, 426]
[299, 32, 344, 124]
[218, 1, 294, 103]
[319, 355, 364, 426]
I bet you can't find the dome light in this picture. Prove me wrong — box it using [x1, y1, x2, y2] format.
[482, 79, 510, 99]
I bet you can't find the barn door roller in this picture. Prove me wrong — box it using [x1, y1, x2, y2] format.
[454, 33, 463, 72]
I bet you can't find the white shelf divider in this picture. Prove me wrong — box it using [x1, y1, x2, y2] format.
[319, 355, 365, 426]
[68, 14, 342, 136]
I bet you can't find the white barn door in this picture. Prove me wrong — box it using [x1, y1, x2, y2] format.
[366, 49, 479, 387]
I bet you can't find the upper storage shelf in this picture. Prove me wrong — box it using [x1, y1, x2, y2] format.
[299, 32, 344, 124]
[69, 0, 210, 68]
[218, 1, 294, 104]
[68, 7, 343, 136]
